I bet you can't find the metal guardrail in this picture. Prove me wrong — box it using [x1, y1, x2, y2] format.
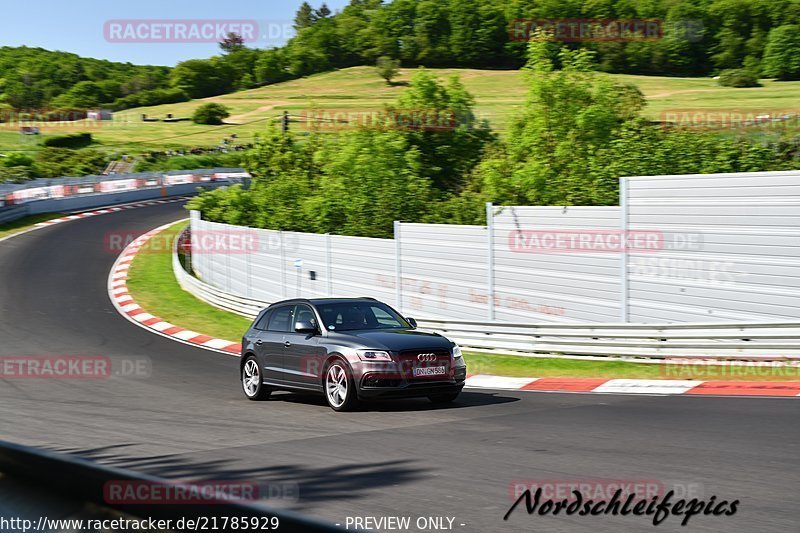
[0, 440, 344, 532]
[173, 229, 800, 361]
[414, 319, 800, 360]
[0, 204, 28, 224]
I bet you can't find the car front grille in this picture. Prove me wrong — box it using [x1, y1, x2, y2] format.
[397, 349, 452, 380]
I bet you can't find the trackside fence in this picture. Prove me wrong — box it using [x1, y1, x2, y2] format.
[173, 230, 800, 360]
[187, 169, 800, 326]
[0, 168, 250, 223]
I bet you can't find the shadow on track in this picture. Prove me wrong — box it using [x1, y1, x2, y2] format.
[266, 390, 520, 412]
[47, 443, 426, 507]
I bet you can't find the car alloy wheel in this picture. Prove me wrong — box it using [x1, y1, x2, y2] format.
[242, 356, 271, 401]
[325, 360, 358, 411]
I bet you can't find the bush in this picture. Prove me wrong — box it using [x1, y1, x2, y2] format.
[717, 69, 762, 88]
[32, 148, 110, 178]
[762, 25, 800, 81]
[0, 166, 33, 183]
[2, 152, 33, 168]
[133, 152, 244, 172]
[192, 103, 230, 125]
[42, 133, 93, 149]
[109, 88, 189, 111]
[376, 56, 401, 84]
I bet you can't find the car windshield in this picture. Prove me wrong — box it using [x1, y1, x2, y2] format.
[316, 301, 410, 332]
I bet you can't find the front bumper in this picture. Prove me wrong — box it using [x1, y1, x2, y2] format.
[356, 361, 467, 399]
[357, 380, 465, 399]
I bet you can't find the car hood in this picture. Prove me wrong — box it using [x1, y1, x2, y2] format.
[333, 329, 453, 352]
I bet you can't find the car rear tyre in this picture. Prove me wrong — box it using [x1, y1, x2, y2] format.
[325, 360, 359, 412]
[242, 356, 271, 401]
[428, 392, 460, 404]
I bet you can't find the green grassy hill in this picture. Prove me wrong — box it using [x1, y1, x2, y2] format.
[4, 66, 799, 154]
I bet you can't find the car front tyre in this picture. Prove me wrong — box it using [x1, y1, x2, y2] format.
[428, 391, 460, 404]
[324, 360, 359, 412]
[242, 356, 271, 401]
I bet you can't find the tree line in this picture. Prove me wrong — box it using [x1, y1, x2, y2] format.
[209, 0, 800, 94]
[4, 0, 800, 114]
[0, 46, 172, 111]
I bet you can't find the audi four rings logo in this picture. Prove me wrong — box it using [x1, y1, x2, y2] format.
[417, 353, 437, 361]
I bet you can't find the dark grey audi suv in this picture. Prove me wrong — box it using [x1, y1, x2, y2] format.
[240, 298, 467, 411]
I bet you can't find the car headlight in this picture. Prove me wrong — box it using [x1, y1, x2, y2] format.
[357, 350, 392, 361]
[452, 345, 463, 359]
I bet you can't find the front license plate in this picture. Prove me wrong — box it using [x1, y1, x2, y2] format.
[414, 365, 447, 377]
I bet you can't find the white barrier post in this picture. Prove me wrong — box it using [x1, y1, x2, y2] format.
[245, 228, 252, 298]
[279, 230, 287, 298]
[225, 223, 232, 294]
[486, 202, 495, 321]
[394, 221, 403, 313]
[326, 233, 333, 296]
[619, 176, 629, 323]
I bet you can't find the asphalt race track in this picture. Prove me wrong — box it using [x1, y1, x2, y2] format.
[0, 201, 798, 532]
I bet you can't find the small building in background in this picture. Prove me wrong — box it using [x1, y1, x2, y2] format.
[87, 109, 113, 121]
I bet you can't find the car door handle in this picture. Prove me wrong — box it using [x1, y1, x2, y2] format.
[255, 340, 263, 345]
[284, 341, 292, 347]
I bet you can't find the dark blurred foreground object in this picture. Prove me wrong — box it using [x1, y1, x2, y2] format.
[0, 439, 347, 532]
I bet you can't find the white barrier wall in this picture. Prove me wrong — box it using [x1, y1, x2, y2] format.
[191, 216, 401, 310]
[624, 171, 800, 322]
[397, 223, 489, 320]
[493, 206, 622, 323]
[190, 169, 800, 324]
[330, 234, 397, 306]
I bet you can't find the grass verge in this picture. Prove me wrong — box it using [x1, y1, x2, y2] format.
[125, 221, 251, 340]
[124, 222, 800, 381]
[0, 213, 65, 239]
[465, 353, 800, 381]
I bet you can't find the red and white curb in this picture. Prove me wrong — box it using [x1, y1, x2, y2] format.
[0, 196, 192, 246]
[465, 375, 800, 397]
[107, 221, 241, 356]
[108, 223, 800, 398]
[34, 197, 190, 227]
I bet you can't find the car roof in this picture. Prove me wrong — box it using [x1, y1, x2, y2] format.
[267, 297, 378, 308]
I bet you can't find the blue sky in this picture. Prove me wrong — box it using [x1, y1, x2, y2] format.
[3, 0, 349, 66]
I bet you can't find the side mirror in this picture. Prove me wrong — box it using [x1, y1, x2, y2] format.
[406, 317, 417, 329]
[294, 321, 317, 334]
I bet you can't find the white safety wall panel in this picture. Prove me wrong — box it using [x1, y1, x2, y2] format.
[625, 171, 800, 322]
[329, 235, 398, 308]
[281, 232, 329, 300]
[191, 218, 282, 304]
[243, 227, 284, 304]
[397, 223, 488, 320]
[492, 206, 622, 323]
[191, 214, 399, 309]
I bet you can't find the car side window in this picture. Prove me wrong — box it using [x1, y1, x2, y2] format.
[267, 306, 294, 332]
[372, 306, 395, 327]
[253, 310, 272, 331]
[294, 305, 317, 328]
